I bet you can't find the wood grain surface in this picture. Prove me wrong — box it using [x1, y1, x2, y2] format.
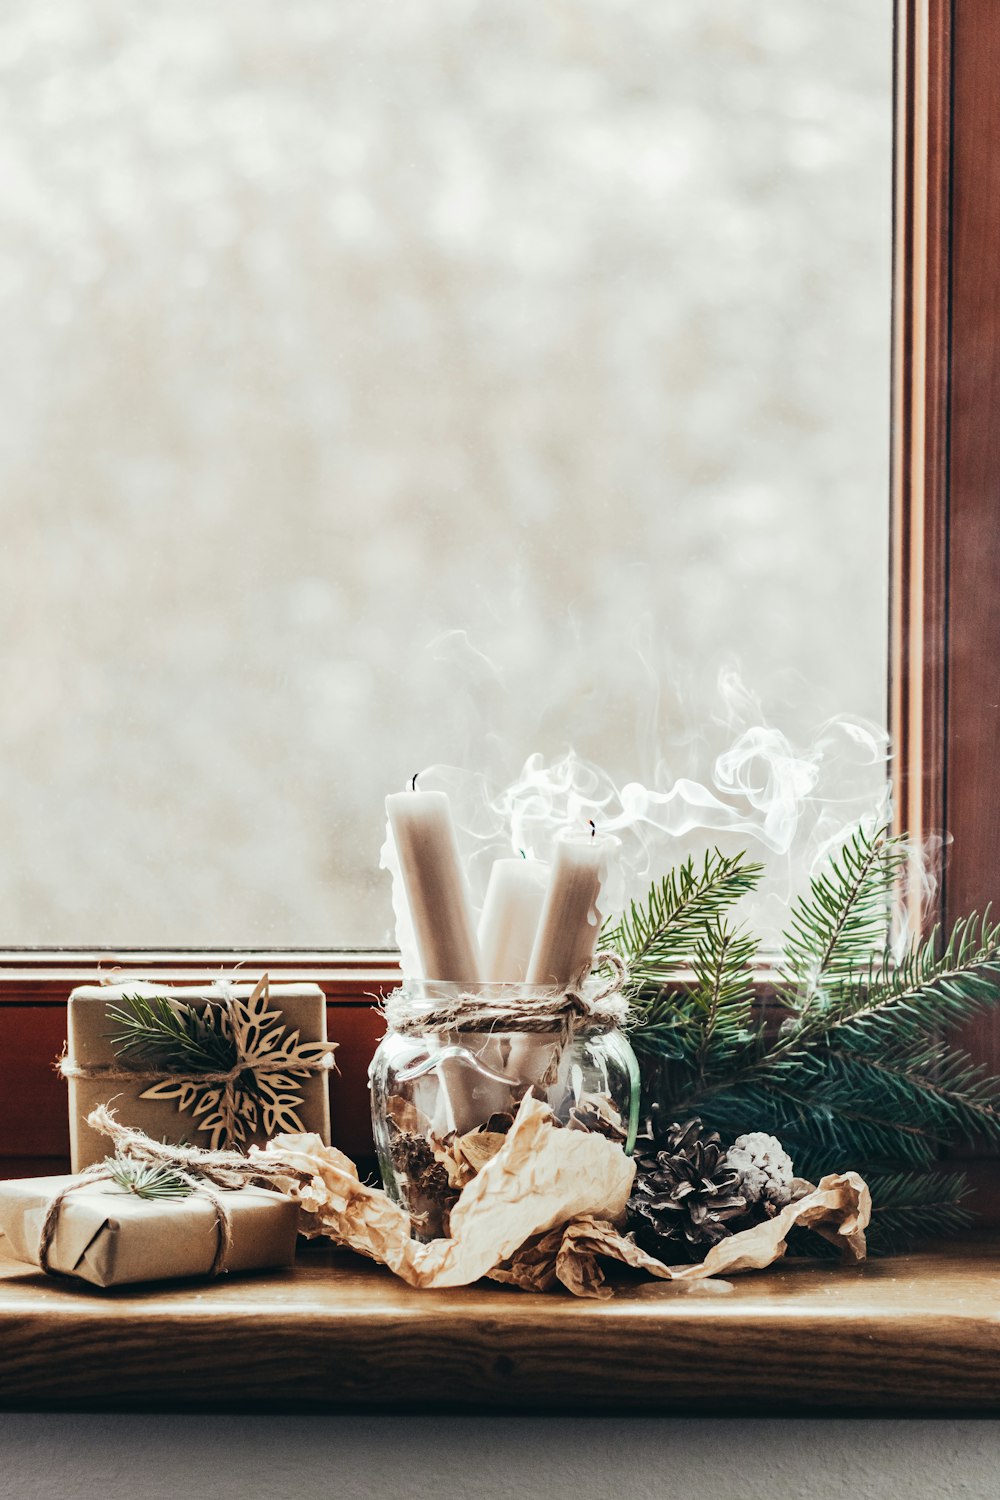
[2, 1238, 1000, 1414]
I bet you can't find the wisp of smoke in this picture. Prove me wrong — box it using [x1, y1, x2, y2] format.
[381, 667, 893, 956]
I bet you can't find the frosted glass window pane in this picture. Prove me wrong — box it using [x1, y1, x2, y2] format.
[0, 2, 891, 946]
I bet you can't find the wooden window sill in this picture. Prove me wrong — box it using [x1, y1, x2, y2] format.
[2, 1236, 999, 1415]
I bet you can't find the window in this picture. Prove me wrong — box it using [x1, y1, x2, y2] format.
[1, 3, 891, 949]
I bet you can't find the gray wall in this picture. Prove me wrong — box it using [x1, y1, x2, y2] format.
[1, 1416, 998, 1499]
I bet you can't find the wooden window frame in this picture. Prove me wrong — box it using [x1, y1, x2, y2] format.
[892, 0, 1000, 1209]
[894, 0, 1000, 933]
[3, 0, 999, 1187]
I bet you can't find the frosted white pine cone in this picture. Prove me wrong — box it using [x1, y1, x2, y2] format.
[725, 1132, 795, 1208]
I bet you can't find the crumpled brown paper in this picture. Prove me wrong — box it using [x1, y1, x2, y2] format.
[489, 1171, 871, 1298]
[257, 1092, 634, 1288]
[256, 1096, 870, 1298]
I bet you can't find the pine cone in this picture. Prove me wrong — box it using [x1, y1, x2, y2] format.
[389, 1130, 458, 1238]
[725, 1132, 795, 1209]
[627, 1111, 750, 1261]
[566, 1091, 627, 1144]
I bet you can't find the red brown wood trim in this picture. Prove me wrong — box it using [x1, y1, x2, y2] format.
[893, 2, 1000, 1202]
[890, 0, 952, 933]
[939, 0, 1000, 1106]
[945, 1, 1000, 934]
[894, 0, 1000, 934]
[0, 951, 400, 1005]
[0, 951, 398, 968]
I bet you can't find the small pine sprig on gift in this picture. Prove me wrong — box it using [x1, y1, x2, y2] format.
[106, 993, 241, 1079]
[105, 1155, 195, 1201]
[608, 822, 1000, 1253]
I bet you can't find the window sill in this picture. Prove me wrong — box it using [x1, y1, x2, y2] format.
[2, 1236, 998, 1414]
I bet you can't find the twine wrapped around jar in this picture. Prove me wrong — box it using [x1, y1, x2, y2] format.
[381, 952, 629, 1039]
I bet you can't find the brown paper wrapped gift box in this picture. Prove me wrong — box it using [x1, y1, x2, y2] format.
[0, 1175, 300, 1288]
[65, 981, 332, 1170]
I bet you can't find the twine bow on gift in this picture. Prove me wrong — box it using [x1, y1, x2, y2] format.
[382, 951, 630, 1039]
[37, 1106, 312, 1278]
[58, 972, 336, 1150]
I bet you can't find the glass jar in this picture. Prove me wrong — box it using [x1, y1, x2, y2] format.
[369, 981, 640, 1240]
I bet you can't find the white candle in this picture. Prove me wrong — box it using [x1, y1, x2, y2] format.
[385, 789, 481, 983]
[526, 830, 610, 989]
[477, 858, 549, 983]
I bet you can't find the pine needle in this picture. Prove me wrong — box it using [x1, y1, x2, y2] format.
[606, 850, 762, 1045]
[106, 993, 238, 1076]
[607, 821, 1000, 1254]
[689, 919, 759, 1080]
[864, 1169, 975, 1254]
[105, 1155, 195, 1201]
[779, 822, 903, 1010]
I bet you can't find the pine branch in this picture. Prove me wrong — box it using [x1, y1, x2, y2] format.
[779, 822, 903, 1009]
[624, 933, 760, 1076]
[679, 1036, 998, 1170]
[106, 993, 237, 1076]
[751, 913, 1000, 1099]
[606, 850, 762, 1045]
[610, 826, 1000, 1253]
[604, 849, 762, 985]
[687, 1075, 943, 1171]
[690, 920, 759, 1081]
[828, 1041, 1000, 1150]
[788, 1167, 973, 1258]
[819, 912, 1000, 1049]
[864, 1169, 974, 1254]
[802, 1052, 971, 1158]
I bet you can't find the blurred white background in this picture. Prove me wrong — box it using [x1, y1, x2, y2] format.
[0, 1, 892, 946]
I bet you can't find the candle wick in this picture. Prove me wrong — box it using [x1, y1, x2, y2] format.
[410, 772, 419, 791]
[588, 820, 596, 838]
[518, 848, 527, 859]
